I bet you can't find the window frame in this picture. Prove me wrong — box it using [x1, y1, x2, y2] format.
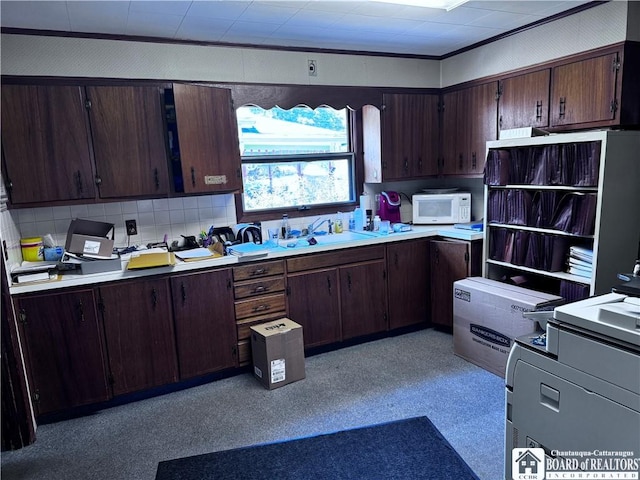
[235, 108, 363, 223]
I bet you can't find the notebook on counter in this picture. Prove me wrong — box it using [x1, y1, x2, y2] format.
[453, 221, 483, 231]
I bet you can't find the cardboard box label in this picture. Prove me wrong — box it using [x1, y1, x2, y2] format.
[271, 358, 286, 383]
[83, 240, 102, 255]
[470, 324, 511, 349]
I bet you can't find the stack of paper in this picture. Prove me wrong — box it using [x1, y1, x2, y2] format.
[567, 246, 593, 278]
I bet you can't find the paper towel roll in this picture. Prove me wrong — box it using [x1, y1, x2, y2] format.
[359, 194, 371, 212]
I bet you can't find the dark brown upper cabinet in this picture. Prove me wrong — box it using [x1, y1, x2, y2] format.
[86, 85, 170, 198]
[441, 82, 498, 176]
[171, 84, 243, 194]
[363, 93, 439, 182]
[498, 69, 551, 131]
[1, 85, 96, 205]
[551, 52, 620, 128]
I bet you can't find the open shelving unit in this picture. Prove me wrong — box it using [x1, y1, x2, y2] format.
[482, 130, 640, 300]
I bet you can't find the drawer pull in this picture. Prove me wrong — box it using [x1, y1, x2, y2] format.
[252, 285, 267, 294]
[253, 304, 270, 313]
[250, 268, 267, 276]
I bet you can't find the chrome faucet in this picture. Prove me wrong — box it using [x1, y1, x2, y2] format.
[308, 217, 332, 235]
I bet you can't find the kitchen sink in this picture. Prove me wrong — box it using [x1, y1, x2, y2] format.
[277, 231, 370, 248]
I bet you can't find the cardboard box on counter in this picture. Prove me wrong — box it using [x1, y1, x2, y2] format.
[250, 318, 305, 390]
[453, 277, 563, 378]
[65, 218, 115, 258]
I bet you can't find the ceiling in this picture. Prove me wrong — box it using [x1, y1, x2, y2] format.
[0, 0, 596, 57]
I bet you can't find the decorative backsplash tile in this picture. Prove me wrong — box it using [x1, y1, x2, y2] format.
[4, 194, 238, 262]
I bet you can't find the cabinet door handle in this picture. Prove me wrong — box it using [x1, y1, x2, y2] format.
[536, 100, 543, 121]
[434, 246, 439, 264]
[76, 299, 85, 322]
[458, 154, 463, 171]
[181, 282, 186, 305]
[471, 152, 477, 171]
[154, 168, 160, 189]
[403, 157, 409, 173]
[417, 157, 422, 173]
[559, 97, 566, 118]
[75, 170, 83, 195]
[327, 275, 332, 295]
[191, 167, 196, 187]
[394, 252, 399, 268]
[151, 288, 158, 308]
[498, 115, 503, 129]
[347, 272, 352, 292]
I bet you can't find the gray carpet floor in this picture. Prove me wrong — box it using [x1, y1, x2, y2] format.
[1, 328, 506, 480]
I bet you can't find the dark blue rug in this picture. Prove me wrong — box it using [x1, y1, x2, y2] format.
[155, 416, 479, 480]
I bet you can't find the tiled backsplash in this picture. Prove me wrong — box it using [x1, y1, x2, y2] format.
[2, 194, 237, 267]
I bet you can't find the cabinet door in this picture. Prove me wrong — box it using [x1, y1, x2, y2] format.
[171, 269, 237, 379]
[412, 94, 440, 177]
[551, 52, 619, 127]
[1, 85, 96, 204]
[440, 92, 463, 175]
[430, 240, 470, 327]
[387, 240, 429, 329]
[17, 290, 109, 415]
[499, 69, 550, 130]
[86, 85, 169, 198]
[469, 82, 498, 175]
[287, 268, 341, 348]
[340, 260, 388, 340]
[99, 278, 178, 396]
[381, 93, 411, 180]
[173, 84, 242, 194]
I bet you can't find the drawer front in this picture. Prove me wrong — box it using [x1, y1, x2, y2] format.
[236, 316, 285, 341]
[234, 293, 286, 320]
[233, 260, 284, 281]
[238, 340, 251, 366]
[287, 245, 385, 272]
[234, 277, 285, 300]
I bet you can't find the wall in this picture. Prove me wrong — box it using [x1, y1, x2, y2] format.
[440, 1, 631, 86]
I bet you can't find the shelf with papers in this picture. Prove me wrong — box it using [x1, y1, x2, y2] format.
[482, 130, 640, 300]
[486, 259, 591, 284]
[486, 223, 594, 239]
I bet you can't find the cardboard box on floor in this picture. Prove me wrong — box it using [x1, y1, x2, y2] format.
[250, 318, 305, 390]
[453, 277, 563, 378]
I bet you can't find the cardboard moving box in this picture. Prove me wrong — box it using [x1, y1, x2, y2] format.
[65, 218, 115, 258]
[250, 318, 305, 390]
[453, 277, 563, 378]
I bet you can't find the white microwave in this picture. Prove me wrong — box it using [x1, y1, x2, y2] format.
[412, 192, 471, 224]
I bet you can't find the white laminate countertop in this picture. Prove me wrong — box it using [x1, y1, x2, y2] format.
[9, 226, 483, 295]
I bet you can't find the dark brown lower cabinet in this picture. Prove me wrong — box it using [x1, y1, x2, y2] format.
[430, 239, 482, 328]
[287, 268, 341, 348]
[171, 269, 237, 379]
[98, 278, 178, 396]
[340, 260, 388, 340]
[386, 239, 430, 329]
[16, 289, 110, 415]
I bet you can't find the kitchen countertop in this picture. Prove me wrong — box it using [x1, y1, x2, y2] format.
[9, 225, 483, 295]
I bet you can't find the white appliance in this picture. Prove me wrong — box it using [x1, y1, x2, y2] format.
[505, 293, 640, 480]
[412, 192, 471, 225]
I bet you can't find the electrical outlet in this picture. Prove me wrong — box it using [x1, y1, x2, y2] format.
[125, 219, 138, 236]
[308, 59, 317, 76]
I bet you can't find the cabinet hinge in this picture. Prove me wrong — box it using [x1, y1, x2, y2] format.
[31, 391, 40, 403]
[232, 346, 237, 358]
[286, 285, 291, 296]
[6, 179, 12, 192]
[84, 99, 92, 110]
[18, 308, 27, 325]
[382, 269, 387, 280]
[610, 99, 618, 114]
[94, 175, 102, 186]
